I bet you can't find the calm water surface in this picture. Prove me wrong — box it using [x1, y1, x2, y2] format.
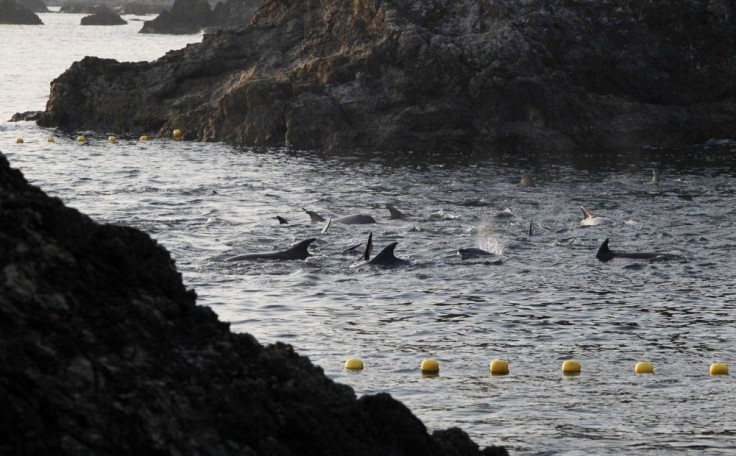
[2, 14, 736, 455]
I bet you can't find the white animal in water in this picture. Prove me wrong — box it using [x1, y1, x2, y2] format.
[579, 206, 614, 227]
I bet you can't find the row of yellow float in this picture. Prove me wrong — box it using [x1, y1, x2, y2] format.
[343, 358, 730, 376]
[14, 129, 184, 144]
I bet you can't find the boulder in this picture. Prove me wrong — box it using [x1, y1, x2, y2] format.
[37, 0, 736, 155]
[139, 0, 211, 34]
[0, 0, 43, 24]
[80, 10, 127, 24]
[0, 151, 508, 454]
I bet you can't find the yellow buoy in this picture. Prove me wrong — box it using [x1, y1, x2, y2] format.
[172, 129, 182, 140]
[421, 358, 440, 373]
[15, 137, 23, 144]
[77, 135, 86, 142]
[108, 135, 116, 143]
[562, 360, 581, 375]
[344, 358, 364, 370]
[635, 361, 654, 374]
[710, 363, 729, 376]
[140, 135, 149, 141]
[47, 137, 55, 143]
[489, 359, 509, 376]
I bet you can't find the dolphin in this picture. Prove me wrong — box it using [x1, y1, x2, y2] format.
[386, 204, 405, 219]
[358, 232, 409, 267]
[595, 239, 682, 262]
[276, 216, 289, 224]
[580, 206, 614, 227]
[520, 171, 535, 187]
[651, 169, 660, 184]
[334, 214, 376, 224]
[457, 248, 502, 264]
[225, 238, 316, 261]
[302, 208, 326, 223]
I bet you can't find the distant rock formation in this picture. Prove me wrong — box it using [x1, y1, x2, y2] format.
[17, 0, 47, 13]
[139, 0, 262, 34]
[0, 151, 507, 455]
[80, 10, 127, 24]
[116, 1, 167, 15]
[139, 0, 211, 34]
[38, 0, 736, 155]
[0, 0, 43, 23]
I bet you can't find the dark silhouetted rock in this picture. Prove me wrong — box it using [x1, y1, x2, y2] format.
[0, 150, 508, 455]
[9, 110, 42, 122]
[80, 10, 127, 24]
[17, 0, 47, 12]
[38, 0, 736, 155]
[0, 0, 43, 23]
[139, 0, 211, 34]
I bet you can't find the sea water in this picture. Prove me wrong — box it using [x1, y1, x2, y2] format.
[2, 12, 736, 455]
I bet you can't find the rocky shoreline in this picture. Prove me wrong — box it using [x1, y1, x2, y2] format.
[35, 0, 736, 155]
[0, 150, 507, 454]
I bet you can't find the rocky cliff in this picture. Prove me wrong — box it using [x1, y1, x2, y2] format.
[37, 0, 736, 155]
[0, 150, 506, 455]
[139, 0, 262, 34]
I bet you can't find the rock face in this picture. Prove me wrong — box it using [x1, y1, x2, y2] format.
[139, 0, 212, 34]
[80, 10, 127, 25]
[0, 0, 43, 23]
[0, 150, 507, 455]
[37, 0, 736, 155]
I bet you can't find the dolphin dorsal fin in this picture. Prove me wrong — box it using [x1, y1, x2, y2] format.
[580, 206, 593, 220]
[520, 171, 535, 187]
[386, 204, 404, 220]
[302, 208, 325, 223]
[596, 238, 610, 254]
[362, 232, 373, 261]
[528, 220, 533, 236]
[370, 242, 399, 264]
[652, 169, 660, 184]
[287, 238, 316, 257]
[321, 217, 332, 234]
[276, 216, 289, 225]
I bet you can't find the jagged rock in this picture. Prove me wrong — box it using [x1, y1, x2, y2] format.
[17, 0, 47, 13]
[139, 0, 211, 34]
[0, 150, 507, 455]
[37, 0, 736, 155]
[0, 0, 43, 23]
[9, 110, 42, 122]
[80, 10, 127, 25]
[208, 0, 262, 30]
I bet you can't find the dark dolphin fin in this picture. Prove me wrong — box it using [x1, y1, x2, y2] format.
[362, 232, 373, 261]
[369, 242, 407, 266]
[276, 216, 289, 224]
[386, 204, 404, 219]
[528, 220, 533, 236]
[596, 238, 612, 262]
[284, 238, 317, 260]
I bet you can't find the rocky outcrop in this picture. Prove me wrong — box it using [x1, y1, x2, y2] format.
[80, 10, 127, 24]
[37, 0, 736, 155]
[0, 150, 507, 455]
[0, 0, 43, 23]
[116, 2, 168, 15]
[17, 0, 47, 13]
[139, 0, 211, 34]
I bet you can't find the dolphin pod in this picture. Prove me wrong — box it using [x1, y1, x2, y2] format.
[225, 238, 317, 261]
